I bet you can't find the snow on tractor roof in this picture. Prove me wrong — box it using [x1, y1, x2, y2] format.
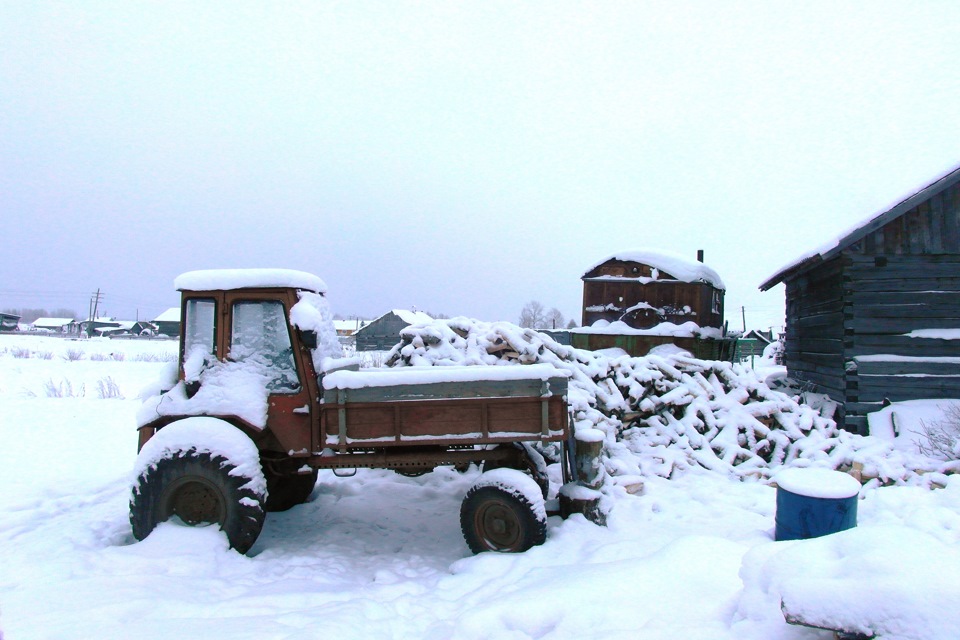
[174, 269, 328, 293]
[582, 249, 725, 289]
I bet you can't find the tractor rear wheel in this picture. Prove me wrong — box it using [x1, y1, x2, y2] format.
[460, 469, 547, 553]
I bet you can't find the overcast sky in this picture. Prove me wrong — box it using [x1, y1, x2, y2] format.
[3, 2, 960, 331]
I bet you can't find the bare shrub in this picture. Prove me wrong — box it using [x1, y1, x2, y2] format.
[918, 404, 960, 460]
[96, 377, 124, 399]
[11, 347, 31, 359]
[64, 348, 85, 362]
[36, 351, 54, 360]
[89, 353, 107, 362]
[110, 352, 126, 362]
[133, 352, 177, 362]
[43, 379, 85, 398]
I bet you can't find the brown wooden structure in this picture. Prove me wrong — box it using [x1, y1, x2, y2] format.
[760, 164, 960, 434]
[572, 250, 729, 357]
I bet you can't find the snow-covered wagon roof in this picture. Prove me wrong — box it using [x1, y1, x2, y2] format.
[174, 269, 328, 293]
[760, 162, 960, 291]
[582, 249, 725, 290]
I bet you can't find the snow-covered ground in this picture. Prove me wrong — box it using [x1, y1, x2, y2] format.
[2, 334, 959, 640]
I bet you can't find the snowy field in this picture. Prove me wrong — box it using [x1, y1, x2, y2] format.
[2, 334, 960, 640]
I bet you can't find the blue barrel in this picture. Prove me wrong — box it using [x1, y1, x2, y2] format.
[774, 468, 859, 542]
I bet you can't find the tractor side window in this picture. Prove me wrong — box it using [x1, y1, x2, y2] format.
[183, 298, 216, 381]
[231, 301, 301, 393]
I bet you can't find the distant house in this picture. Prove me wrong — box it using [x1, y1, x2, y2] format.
[153, 307, 181, 337]
[734, 329, 774, 360]
[355, 310, 433, 351]
[760, 163, 960, 433]
[80, 317, 121, 337]
[95, 321, 158, 337]
[0, 312, 20, 332]
[334, 319, 366, 337]
[570, 249, 733, 358]
[32, 317, 80, 335]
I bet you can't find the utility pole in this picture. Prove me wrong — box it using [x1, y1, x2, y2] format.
[741, 306, 747, 333]
[88, 289, 102, 337]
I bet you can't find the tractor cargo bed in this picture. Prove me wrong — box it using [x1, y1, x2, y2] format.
[319, 365, 569, 449]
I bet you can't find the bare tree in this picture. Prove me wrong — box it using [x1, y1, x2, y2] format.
[519, 300, 547, 329]
[545, 308, 565, 330]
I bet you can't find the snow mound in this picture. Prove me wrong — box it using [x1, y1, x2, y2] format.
[387, 317, 957, 488]
[740, 525, 960, 640]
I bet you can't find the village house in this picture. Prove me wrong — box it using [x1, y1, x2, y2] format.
[760, 164, 960, 433]
[355, 310, 432, 351]
[153, 307, 181, 337]
[570, 249, 734, 358]
[31, 317, 80, 335]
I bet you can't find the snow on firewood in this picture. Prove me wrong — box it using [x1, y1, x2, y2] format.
[386, 317, 958, 488]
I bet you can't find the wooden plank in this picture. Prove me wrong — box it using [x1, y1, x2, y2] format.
[323, 375, 568, 404]
[942, 186, 960, 251]
[855, 376, 960, 402]
[321, 395, 569, 444]
[848, 342, 960, 359]
[850, 304, 960, 319]
[797, 312, 843, 330]
[846, 252, 960, 264]
[845, 401, 884, 415]
[847, 317, 960, 334]
[930, 190, 946, 253]
[854, 360, 960, 376]
[850, 291, 960, 305]
[794, 338, 843, 354]
[794, 299, 844, 317]
[852, 278, 960, 292]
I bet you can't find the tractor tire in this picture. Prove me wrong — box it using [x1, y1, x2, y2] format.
[130, 450, 266, 554]
[264, 468, 318, 512]
[460, 470, 547, 554]
[482, 444, 550, 499]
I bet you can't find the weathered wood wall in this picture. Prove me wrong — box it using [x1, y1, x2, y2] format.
[784, 179, 960, 433]
[581, 258, 724, 330]
[783, 256, 845, 408]
[841, 253, 960, 433]
[355, 313, 409, 351]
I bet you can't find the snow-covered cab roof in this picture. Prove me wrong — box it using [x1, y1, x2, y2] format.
[175, 269, 328, 293]
[582, 249, 725, 290]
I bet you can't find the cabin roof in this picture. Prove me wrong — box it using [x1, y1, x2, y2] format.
[582, 249, 725, 289]
[760, 163, 960, 290]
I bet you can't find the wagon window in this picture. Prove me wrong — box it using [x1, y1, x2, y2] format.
[183, 298, 216, 381]
[230, 301, 301, 393]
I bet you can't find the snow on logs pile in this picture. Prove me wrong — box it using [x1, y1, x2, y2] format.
[386, 317, 957, 489]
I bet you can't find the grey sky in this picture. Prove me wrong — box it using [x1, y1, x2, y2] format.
[3, 2, 959, 331]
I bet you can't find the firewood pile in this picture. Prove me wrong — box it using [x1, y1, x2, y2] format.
[386, 317, 956, 488]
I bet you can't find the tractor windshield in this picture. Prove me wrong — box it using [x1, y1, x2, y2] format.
[230, 300, 301, 393]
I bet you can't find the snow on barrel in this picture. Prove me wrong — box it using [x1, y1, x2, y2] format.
[773, 468, 860, 542]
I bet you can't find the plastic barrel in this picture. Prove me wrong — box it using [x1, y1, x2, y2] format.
[774, 468, 859, 542]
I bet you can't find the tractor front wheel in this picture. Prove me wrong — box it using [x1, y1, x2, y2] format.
[130, 450, 266, 553]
